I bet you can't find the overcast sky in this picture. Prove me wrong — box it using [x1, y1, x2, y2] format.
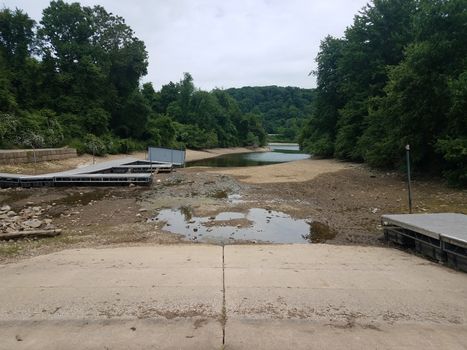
[2, 0, 368, 90]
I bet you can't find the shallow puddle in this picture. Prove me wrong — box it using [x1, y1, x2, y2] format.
[150, 207, 335, 244]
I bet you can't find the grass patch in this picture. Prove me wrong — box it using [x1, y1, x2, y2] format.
[0, 244, 21, 257]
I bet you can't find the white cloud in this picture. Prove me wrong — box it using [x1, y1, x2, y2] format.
[1, 0, 368, 90]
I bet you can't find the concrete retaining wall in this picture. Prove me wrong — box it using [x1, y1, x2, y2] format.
[0, 148, 77, 165]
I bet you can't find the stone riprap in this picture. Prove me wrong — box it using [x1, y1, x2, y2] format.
[0, 204, 56, 235]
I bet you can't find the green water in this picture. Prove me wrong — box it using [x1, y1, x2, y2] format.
[187, 144, 310, 167]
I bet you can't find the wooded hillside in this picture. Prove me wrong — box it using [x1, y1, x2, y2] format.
[299, 0, 467, 186]
[226, 86, 314, 142]
[0, 1, 266, 154]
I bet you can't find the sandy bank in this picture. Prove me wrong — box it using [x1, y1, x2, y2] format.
[185, 147, 267, 162]
[207, 158, 355, 184]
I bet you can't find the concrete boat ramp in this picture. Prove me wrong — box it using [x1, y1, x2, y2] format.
[0, 245, 466, 349]
[382, 213, 467, 272]
[0, 158, 174, 188]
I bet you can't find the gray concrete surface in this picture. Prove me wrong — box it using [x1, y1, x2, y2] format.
[382, 213, 467, 240]
[0, 246, 223, 350]
[0, 244, 467, 349]
[224, 245, 467, 349]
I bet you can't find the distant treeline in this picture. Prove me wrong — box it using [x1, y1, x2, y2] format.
[0, 1, 266, 155]
[226, 86, 314, 142]
[299, 0, 466, 186]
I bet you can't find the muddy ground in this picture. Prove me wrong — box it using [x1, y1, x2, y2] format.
[0, 156, 466, 263]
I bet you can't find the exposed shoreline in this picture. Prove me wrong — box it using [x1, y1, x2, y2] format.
[0, 146, 269, 175]
[206, 158, 352, 184]
[185, 146, 268, 162]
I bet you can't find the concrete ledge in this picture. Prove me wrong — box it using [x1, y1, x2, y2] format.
[226, 320, 467, 350]
[0, 148, 77, 165]
[0, 319, 222, 350]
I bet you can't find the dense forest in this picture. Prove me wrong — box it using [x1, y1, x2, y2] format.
[226, 86, 314, 142]
[0, 1, 266, 154]
[299, 0, 467, 186]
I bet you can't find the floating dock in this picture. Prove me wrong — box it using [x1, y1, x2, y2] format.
[0, 157, 174, 188]
[382, 213, 467, 272]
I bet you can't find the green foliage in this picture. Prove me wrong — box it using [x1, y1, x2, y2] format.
[226, 86, 314, 142]
[84, 107, 110, 135]
[0, 8, 35, 66]
[0, 112, 18, 147]
[83, 134, 106, 156]
[436, 138, 467, 186]
[300, 0, 467, 186]
[142, 74, 267, 149]
[70, 134, 145, 156]
[174, 123, 217, 149]
[0, 2, 267, 157]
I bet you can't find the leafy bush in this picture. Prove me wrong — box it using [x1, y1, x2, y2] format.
[436, 138, 467, 187]
[0, 112, 18, 147]
[83, 134, 107, 156]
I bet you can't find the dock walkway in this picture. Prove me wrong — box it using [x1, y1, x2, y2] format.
[0, 158, 174, 188]
[382, 213, 467, 272]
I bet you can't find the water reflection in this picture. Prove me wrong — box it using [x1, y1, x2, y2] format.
[152, 207, 314, 244]
[302, 221, 337, 243]
[187, 143, 310, 168]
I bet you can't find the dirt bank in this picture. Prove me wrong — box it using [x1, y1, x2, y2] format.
[0, 152, 145, 175]
[1, 157, 466, 263]
[0, 147, 265, 175]
[205, 158, 353, 183]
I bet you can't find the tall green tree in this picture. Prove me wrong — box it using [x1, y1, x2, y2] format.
[362, 0, 467, 183]
[0, 2, 267, 155]
[0, 8, 37, 110]
[300, 36, 344, 156]
[38, 0, 148, 137]
[226, 85, 314, 141]
[334, 0, 417, 160]
[300, 0, 467, 185]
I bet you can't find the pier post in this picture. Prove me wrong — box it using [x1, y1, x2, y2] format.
[405, 144, 412, 214]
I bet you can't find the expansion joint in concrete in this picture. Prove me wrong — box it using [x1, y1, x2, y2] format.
[221, 244, 226, 346]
